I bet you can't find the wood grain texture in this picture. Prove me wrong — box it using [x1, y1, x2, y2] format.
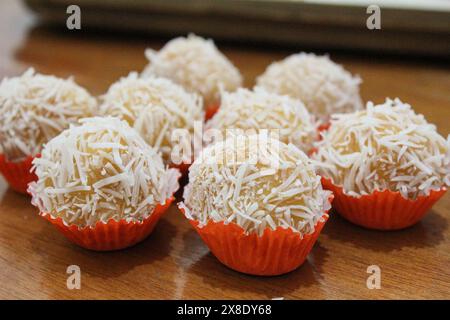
[0, 0, 449, 300]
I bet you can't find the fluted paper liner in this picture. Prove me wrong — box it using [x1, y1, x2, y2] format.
[40, 197, 174, 251]
[0, 154, 38, 194]
[171, 162, 191, 175]
[205, 103, 220, 120]
[321, 177, 447, 230]
[309, 122, 332, 156]
[317, 122, 331, 133]
[180, 199, 332, 276]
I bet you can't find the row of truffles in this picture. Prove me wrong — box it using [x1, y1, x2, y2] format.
[141, 34, 363, 123]
[0, 34, 448, 275]
[0, 70, 204, 166]
[0, 35, 362, 165]
[180, 98, 449, 274]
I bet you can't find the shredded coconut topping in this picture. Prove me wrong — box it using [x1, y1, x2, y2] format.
[28, 117, 180, 227]
[256, 53, 362, 123]
[181, 135, 332, 236]
[0, 68, 97, 161]
[313, 98, 450, 199]
[141, 34, 242, 108]
[206, 88, 316, 153]
[99, 73, 204, 163]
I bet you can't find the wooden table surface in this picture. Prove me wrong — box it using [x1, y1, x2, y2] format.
[0, 1, 449, 300]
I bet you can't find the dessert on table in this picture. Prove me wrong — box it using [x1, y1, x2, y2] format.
[100, 72, 204, 171]
[313, 98, 449, 230]
[142, 34, 242, 120]
[206, 87, 317, 154]
[256, 52, 363, 127]
[28, 117, 180, 251]
[0, 68, 97, 193]
[180, 134, 333, 275]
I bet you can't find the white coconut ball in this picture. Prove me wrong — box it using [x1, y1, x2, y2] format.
[0, 68, 97, 161]
[29, 117, 180, 227]
[181, 134, 332, 236]
[142, 34, 242, 110]
[312, 98, 450, 199]
[206, 88, 316, 153]
[99, 73, 204, 164]
[256, 53, 363, 123]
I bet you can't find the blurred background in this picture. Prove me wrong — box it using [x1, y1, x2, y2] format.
[23, 0, 450, 57]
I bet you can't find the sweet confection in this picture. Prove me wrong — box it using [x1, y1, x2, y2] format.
[142, 34, 242, 119]
[99, 73, 204, 167]
[28, 117, 180, 250]
[256, 53, 362, 123]
[0, 68, 97, 193]
[180, 134, 332, 275]
[206, 88, 316, 153]
[313, 99, 449, 230]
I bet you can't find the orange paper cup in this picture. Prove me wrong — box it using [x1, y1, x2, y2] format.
[317, 122, 331, 133]
[40, 197, 174, 251]
[180, 202, 332, 276]
[308, 147, 318, 157]
[171, 162, 191, 176]
[0, 154, 38, 194]
[205, 103, 220, 120]
[321, 177, 447, 230]
[316, 121, 331, 144]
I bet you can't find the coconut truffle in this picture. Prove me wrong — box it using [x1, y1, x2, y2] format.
[99, 73, 204, 164]
[313, 98, 450, 199]
[0, 68, 97, 161]
[28, 117, 180, 227]
[142, 34, 242, 109]
[206, 88, 316, 153]
[256, 53, 363, 122]
[181, 134, 332, 236]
